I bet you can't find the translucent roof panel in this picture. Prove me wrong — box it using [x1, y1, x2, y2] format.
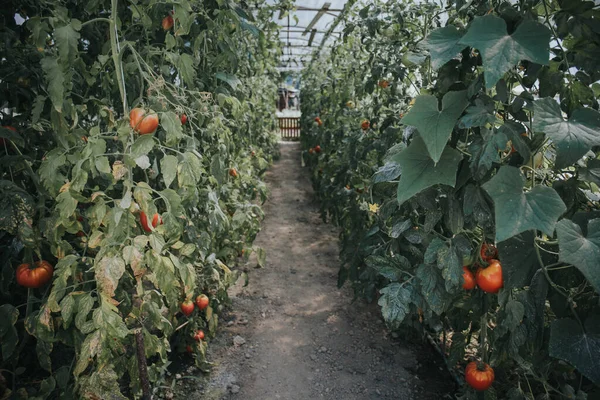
[266, 1, 350, 71]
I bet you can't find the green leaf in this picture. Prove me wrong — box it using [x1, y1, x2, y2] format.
[504, 300, 525, 331]
[178, 53, 197, 87]
[57, 190, 78, 219]
[95, 255, 126, 298]
[438, 244, 462, 292]
[416, 264, 449, 315]
[400, 91, 469, 163]
[160, 155, 178, 188]
[131, 135, 155, 158]
[216, 72, 242, 90]
[394, 136, 462, 206]
[93, 294, 129, 338]
[468, 128, 508, 180]
[556, 218, 600, 293]
[55, 22, 81, 64]
[178, 153, 202, 187]
[378, 282, 412, 328]
[459, 16, 551, 89]
[390, 219, 412, 239]
[533, 98, 600, 169]
[0, 304, 19, 360]
[424, 26, 467, 70]
[482, 166, 566, 242]
[161, 111, 183, 147]
[498, 121, 531, 161]
[459, 96, 497, 128]
[41, 57, 65, 112]
[549, 316, 600, 385]
[372, 161, 402, 184]
[95, 156, 111, 174]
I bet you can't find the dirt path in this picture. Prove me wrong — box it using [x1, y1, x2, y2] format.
[177, 142, 453, 400]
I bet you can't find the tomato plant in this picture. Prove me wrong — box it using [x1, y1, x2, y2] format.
[300, 0, 600, 398]
[0, 0, 280, 397]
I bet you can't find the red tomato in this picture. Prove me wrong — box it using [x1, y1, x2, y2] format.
[180, 300, 194, 316]
[180, 114, 187, 125]
[129, 108, 159, 134]
[193, 330, 205, 341]
[16, 261, 54, 288]
[476, 260, 503, 294]
[462, 266, 476, 290]
[314, 145, 321, 153]
[186, 345, 193, 353]
[378, 80, 389, 88]
[162, 15, 174, 31]
[361, 120, 370, 130]
[195, 294, 209, 310]
[140, 211, 162, 232]
[480, 243, 498, 262]
[465, 361, 495, 391]
[229, 168, 238, 178]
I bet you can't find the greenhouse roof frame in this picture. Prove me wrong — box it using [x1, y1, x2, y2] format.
[268, 1, 352, 72]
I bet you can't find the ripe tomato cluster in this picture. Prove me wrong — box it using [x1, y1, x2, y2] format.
[180, 294, 210, 317]
[129, 108, 159, 134]
[139, 211, 162, 233]
[462, 243, 503, 294]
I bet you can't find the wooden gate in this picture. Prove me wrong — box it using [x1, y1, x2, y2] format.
[278, 117, 300, 140]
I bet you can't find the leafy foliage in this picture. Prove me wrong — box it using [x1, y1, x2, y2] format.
[301, 0, 600, 398]
[0, 0, 281, 398]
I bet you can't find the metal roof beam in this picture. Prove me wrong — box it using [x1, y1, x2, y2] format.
[302, 2, 331, 36]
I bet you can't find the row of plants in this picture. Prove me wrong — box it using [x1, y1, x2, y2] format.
[0, 0, 282, 398]
[301, 0, 599, 398]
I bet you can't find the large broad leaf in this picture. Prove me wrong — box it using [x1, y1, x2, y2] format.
[549, 316, 600, 385]
[393, 136, 462, 206]
[533, 98, 600, 169]
[423, 26, 467, 70]
[378, 282, 412, 329]
[482, 166, 566, 242]
[458, 95, 497, 128]
[459, 16, 551, 89]
[556, 218, 600, 293]
[178, 53, 196, 87]
[400, 91, 469, 163]
[498, 231, 555, 289]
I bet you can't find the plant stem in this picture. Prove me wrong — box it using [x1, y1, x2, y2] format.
[109, 0, 128, 114]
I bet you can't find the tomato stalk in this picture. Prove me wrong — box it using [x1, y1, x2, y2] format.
[109, 0, 127, 114]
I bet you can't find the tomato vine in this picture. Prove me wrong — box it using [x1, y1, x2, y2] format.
[0, 0, 281, 398]
[301, 0, 600, 398]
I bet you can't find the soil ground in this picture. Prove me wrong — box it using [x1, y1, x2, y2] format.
[169, 142, 454, 400]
